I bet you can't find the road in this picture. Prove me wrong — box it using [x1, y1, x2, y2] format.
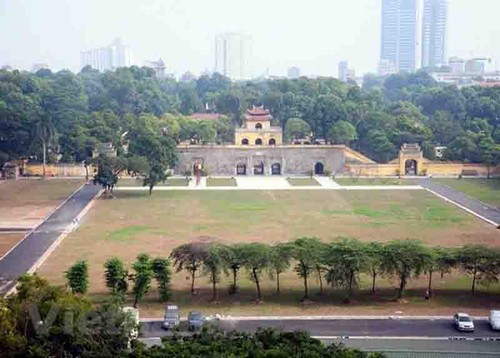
[419, 178, 500, 226]
[140, 318, 500, 339]
[0, 183, 101, 296]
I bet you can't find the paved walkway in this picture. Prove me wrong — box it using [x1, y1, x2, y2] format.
[315, 176, 342, 188]
[419, 178, 500, 227]
[0, 183, 102, 296]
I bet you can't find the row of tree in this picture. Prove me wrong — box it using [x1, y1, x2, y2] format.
[169, 238, 500, 303]
[1, 275, 380, 357]
[64, 239, 500, 307]
[1, 67, 498, 169]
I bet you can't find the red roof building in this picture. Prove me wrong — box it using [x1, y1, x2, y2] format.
[189, 113, 222, 121]
[245, 105, 271, 121]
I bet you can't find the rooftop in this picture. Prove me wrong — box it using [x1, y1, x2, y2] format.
[189, 113, 221, 121]
[245, 105, 271, 121]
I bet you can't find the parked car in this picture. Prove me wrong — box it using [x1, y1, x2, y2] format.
[188, 311, 204, 331]
[122, 306, 140, 339]
[489, 310, 500, 331]
[453, 313, 474, 332]
[162, 305, 180, 330]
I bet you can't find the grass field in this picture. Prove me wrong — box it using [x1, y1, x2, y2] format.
[0, 179, 83, 227]
[206, 178, 237, 187]
[334, 178, 415, 186]
[0, 233, 25, 257]
[38, 189, 500, 316]
[117, 178, 189, 187]
[287, 178, 320, 186]
[433, 178, 500, 207]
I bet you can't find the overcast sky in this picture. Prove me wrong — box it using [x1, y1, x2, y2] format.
[0, 0, 499, 77]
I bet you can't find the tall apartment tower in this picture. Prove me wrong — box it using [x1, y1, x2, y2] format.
[214, 33, 252, 81]
[421, 0, 448, 68]
[338, 61, 349, 82]
[80, 38, 132, 72]
[380, 0, 419, 73]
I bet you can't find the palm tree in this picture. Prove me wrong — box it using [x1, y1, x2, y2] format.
[34, 114, 55, 177]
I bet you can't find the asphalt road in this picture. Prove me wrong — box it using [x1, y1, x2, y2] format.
[140, 318, 500, 339]
[419, 178, 500, 226]
[0, 183, 101, 295]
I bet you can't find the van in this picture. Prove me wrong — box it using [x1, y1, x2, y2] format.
[162, 305, 180, 330]
[490, 310, 500, 331]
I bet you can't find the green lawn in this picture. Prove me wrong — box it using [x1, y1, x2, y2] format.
[335, 178, 415, 186]
[206, 177, 237, 187]
[287, 177, 320, 186]
[117, 177, 189, 187]
[38, 189, 499, 317]
[433, 178, 500, 207]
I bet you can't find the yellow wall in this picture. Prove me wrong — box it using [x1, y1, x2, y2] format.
[235, 130, 283, 146]
[24, 164, 94, 177]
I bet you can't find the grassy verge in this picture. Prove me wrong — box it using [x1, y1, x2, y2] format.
[206, 177, 237, 187]
[335, 178, 415, 186]
[287, 177, 320, 186]
[118, 177, 189, 187]
[433, 178, 500, 207]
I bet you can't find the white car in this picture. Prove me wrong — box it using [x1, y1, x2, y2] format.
[454, 313, 474, 332]
[490, 310, 500, 331]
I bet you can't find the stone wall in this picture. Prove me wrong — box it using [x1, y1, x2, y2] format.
[175, 145, 346, 176]
[23, 164, 93, 177]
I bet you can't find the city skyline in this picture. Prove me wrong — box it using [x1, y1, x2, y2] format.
[421, 0, 448, 68]
[1, 0, 499, 77]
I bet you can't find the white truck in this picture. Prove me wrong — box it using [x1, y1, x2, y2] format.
[490, 310, 500, 331]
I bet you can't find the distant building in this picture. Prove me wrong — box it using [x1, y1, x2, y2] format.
[380, 0, 418, 73]
[80, 38, 132, 72]
[338, 61, 349, 81]
[144, 58, 166, 78]
[214, 33, 252, 80]
[421, 0, 448, 69]
[378, 59, 397, 76]
[1, 65, 13, 71]
[465, 58, 489, 75]
[31, 63, 49, 73]
[287, 66, 301, 79]
[448, 57, 465, 74]
[180, 71, 197, 82]
[189, 113, 222, 121]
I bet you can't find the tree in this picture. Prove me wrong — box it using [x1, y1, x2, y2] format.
[143, 162, 168, 195]
[268, 243, 294, 294]
[241, 243, 270, 301]
[284, 117, 311, 142]
[456, 245, 499, 294]
[104, 257, 128, 297]
[325, 238, 366, 303]
[292, 237, 324, 300]
[127, 155, 150, 177]
[202, 244, 224, 301]
[131, 253, 153, 307]
[65, 260, 88, 294]
[328, 120, 358, 145]
[93, 154, 127, 197]
[33, 113, 55, 177]
[380, 240, 431, 299]
[152, 257, 172, 302]
[220, 244, 246, 294]
[170, 242, 207, 294]
[364, 242, 384, 295]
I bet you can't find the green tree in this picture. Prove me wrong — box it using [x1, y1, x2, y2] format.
[380, 240, 431, 299]
[93, 154, 127, 197]
[268, 243, 294, 294]
[284, 117, 311, 142]
[241, 243, 270, 301]
[456, 245, 500, 294]
[364, 242, 384, 294]
[170, 243, 207, 294]
[65, 260, 88, 294]
[131, 253, 153, 307]
[328, 120, 358, 145]
[104, 257, 128, 297]
[127, 155, 150, 177]
[292, 237, 324, 300]
[143, 162, 168, 195]
[152, 257, 172, 302]
[33, 113, 55, 177]
[325, 238, 366, 303]
[202, 244, 224, 301]
[220, 244, 246, 294]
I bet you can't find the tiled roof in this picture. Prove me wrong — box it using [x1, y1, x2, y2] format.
[189, 113, 221, 120]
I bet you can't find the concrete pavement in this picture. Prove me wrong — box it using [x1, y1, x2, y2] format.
[419, 179, 500, 227]
[0, 183, 102, 296]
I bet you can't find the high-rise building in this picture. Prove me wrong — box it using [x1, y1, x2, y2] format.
[80, 38, 132, 72]
[214, 33, 252, 81]
[31, 63, 49, 73]
[421, 0, 448, 68]
[287, 66, 301, 79]
[380, 0, 419, 73]
[144, 58, 166, 78]
[338, 61, 349, 81]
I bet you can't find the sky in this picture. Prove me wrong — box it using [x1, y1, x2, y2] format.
[0, 0, 499, 77]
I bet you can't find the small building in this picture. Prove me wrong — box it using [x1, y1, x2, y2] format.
[235, 106, 283, 146]
[1, 161, 20, 179]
